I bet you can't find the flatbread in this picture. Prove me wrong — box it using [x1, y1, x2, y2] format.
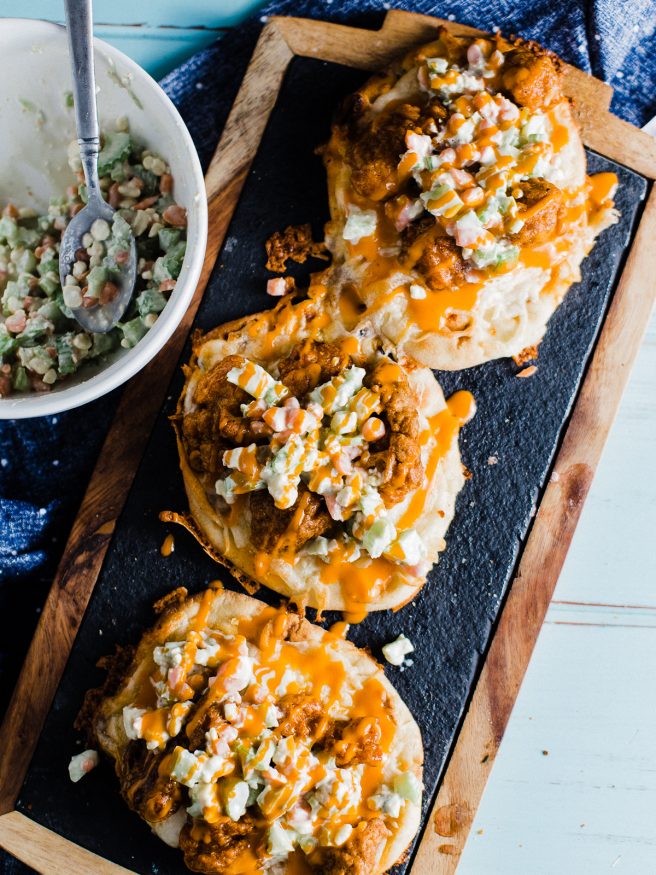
[91, 586, 424, 874]
[175, 297, 472, 615]
[320, 28, 618, 369]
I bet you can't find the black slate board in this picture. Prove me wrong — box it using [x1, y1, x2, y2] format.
[15, 58, 647, 875]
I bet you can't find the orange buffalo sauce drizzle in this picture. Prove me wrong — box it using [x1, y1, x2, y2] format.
[374, 361, 403, 384]
[315, 389, 474, 623]
[211, 838, 312, 874]
[139, 707, 169, 745]
[140, 590, 224, 745]
[588, 172, 618, 210]
[254, 490, 314, 580]
[187, 825, 264, 875]
[347, 159, 616, 338]
[316, 389, 474, 621]
[241, 296, 330, 362]
[238, 607, 395, 812]
[224, 849, 263, 875]
[521, 172, 618, 297]
[406, 280, 483, 333]
[328, 620, 350, 640]
[543, 104, 570, 154]
[320, 550, 398, 624]
[194, 587, 216, 631]
[398, 390, 475, 531]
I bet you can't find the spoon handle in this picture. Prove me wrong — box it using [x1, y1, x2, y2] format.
[64, 0, 102, 203]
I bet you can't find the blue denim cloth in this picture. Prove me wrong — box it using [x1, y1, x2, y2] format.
[0, 0, 654, 713]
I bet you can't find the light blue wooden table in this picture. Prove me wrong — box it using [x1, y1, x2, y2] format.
[5, 2, 656, 872]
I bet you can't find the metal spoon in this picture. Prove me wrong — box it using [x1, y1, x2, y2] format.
[59, 0, 136, 333]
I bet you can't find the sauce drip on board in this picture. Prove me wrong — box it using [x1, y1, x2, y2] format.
[160, 534, 175, 557]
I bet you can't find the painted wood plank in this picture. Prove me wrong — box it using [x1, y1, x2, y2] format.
[548, 313, 656, 609]
[92, 26, 223, 81]
[458, 310, 656, 873]
[458, 619, 656, 874]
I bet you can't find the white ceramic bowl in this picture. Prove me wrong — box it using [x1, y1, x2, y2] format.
[0, 18, 207, 419]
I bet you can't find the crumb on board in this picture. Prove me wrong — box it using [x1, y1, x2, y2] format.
[265, 223, 329, 272]
[438, 844, 459, 856]
[513, 344, 539, 366]
[487, 455, 498, 465]
[266, 276, 296, 297]
[516, 365, 538, 378]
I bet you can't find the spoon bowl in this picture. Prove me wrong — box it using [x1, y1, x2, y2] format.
[58, 196, 137, 333]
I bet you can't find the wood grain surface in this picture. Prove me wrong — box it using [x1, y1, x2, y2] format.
[0, 811, 132, 875]
[0, 12, 653, 873]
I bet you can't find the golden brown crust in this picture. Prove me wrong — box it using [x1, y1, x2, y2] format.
[278, 339, 352, 396]
[182, 354, 269, 480]
[501, 39, 563, 109]
[318, 818, 390, 875]
[179, 814, 264, 874]
[119, 739, 183, 823]
[265, 223, 328, 273]
[400, 218, 469, 293]
[512, 344, 539, 366]
[361, 360, 423, 507]
[510, 177, 565, 246]
[249, 485, 333, 554]
[348, 104, 422, 201]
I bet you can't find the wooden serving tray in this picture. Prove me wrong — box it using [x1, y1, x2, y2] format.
[1, 11, 655, 874]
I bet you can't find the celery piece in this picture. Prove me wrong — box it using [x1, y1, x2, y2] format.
[158, 227, 181, 252]
[0, 216, 18, 245]
[86, 266, 109, 298]
[16, 316, 49, 348]
[56, 334, 77, 375]
[118, 317, 147, 348]
[136, 288, 167, 317]
[0, 326, 17, 358]
[97, 131, 132, 176]
[91, 330, 119, 357]
[12, 365, 29, 392]
[153, 240, 186, 284]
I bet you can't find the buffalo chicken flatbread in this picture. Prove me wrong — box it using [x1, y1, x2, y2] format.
[175, 300, 474, 618]
[86, 587, 423, 874]
[321, 27, 618, 369]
